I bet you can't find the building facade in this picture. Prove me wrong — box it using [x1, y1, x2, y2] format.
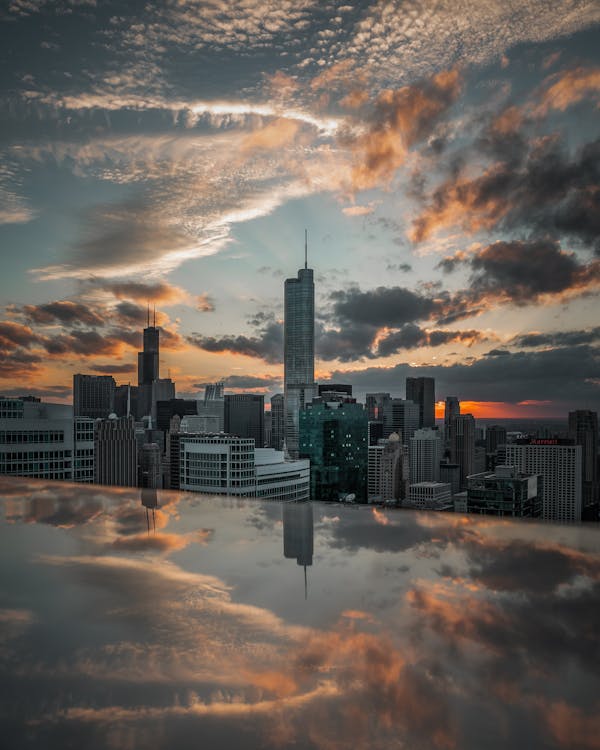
[368, 433, 409, 503]
[407, 482, 452, 509]
[299, 400, 368, 502]
[466, 466, 542, 517]
[94, 415, 137, 487]
[568, 410, 598, 517]
[505, 440, 582, 522]
[224, 394, 265, 447]
[450, 413, 475, 489]
[382, 398, 419, 445]
[270, 394, 285, 451]
[178, 434, 309, 501]
[284, 254, 316, 458]
[406, 377, 435, 428]
[73, 374, 116, 419]
[410, 428, 442, 483]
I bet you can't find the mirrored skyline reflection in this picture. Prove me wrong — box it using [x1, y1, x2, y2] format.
[0, 477, 599, 749]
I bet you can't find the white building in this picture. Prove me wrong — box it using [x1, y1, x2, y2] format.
[368, 433, 408, 503]
[179, 434, 309, 501]
[410, 428, 442, 483]
[407, 482, 452, 509]
[0, 398, 75, 481]
[505, 440, 582, 522]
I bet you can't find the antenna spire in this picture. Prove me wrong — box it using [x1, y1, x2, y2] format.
[304, 228, 308, 270]
[147, 302, 150, 328]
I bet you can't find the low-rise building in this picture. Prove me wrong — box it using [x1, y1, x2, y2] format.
[466, 465, 542, 517]
[407, 481, 452, 509]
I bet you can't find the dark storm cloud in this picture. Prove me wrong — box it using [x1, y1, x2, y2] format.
[19, 301, 104, 327]
[328, 344, 600, 406]
[89, 363, 136, 375]
[330, 286, 437, 328]
[436, 239, 599, 305]
[0, 320, 42, 348]
[412, 134, 600, 253]
[188, 319, 284, 365]
[512, 327, 600, 348]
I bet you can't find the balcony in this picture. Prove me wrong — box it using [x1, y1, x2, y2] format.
[0, 476, 598, 749]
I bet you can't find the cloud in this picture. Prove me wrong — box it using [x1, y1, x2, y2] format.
[188, 315, 283, 364]
[411, 135, 600, 252]
[86, 280, 191, 305]
[18, 301, 105, 327]
[342, 203, 376, 216]
[511, 327, 600, 349]
[196, 294, 215, 313]
[347, 69, 461, 190]
[535, 66, 600, 115]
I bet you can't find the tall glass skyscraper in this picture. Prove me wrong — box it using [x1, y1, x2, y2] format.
[284, 237, 317, 458]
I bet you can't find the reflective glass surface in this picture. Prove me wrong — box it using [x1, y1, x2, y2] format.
[0, 477, 598, 749]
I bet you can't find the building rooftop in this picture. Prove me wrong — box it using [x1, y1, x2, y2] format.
[0, 476, 598, 749]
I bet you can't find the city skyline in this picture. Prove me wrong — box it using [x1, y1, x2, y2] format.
[0, 2, 599, 417]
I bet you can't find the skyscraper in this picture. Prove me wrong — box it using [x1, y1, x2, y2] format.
[568, 410, 598, 518]
[382, 398, 419, 444]
[94, 415, 137, 487]
[224, 394, 265, 447]
[137, 309, 160, 419]
[506, 439, 582, 522]
[270, 394, 285, 451]
[450, 413, 475, 489]
[410, 427, 442, 483]
[284, 232, 316, 458]
[406, 377, 435, 428]
[444, 396, 460, 453]
[73, 374, 116, 419]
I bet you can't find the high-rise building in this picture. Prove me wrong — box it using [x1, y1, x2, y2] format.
[440, 462, 461, 497]
[444, 396, 460, 452]
[270, 394, 285, 451]
[485, 425, 507, 471]
[114, 384, 138, 419]
[73, 417, 95, 483]
[178, 435, 309, 501]
[299, 399, 368, 502]
[224, 394, 264, 447]
[283, 501, 313, 568]
[382, 398, 419, 445]
[366, 392, 390, 421]
[568, 410, 598, 517]
[204, 382, 224, 401]
[156, 398, 198, 433]
[406, 377, 435, 428]
[73, 374, 115, 419]
[410, 428, 442, 483]
[138, 442, 162, 488]
[368, 420, 384, 446]
[0, 398, 75, 481]
[151, 378, 175, 423]
[137, 313, 160, 418]
[368, 433, 409, 503]
[284, 235, 316, 458]
[505, 439, 582, 522]
[450, 413, 475, 489]
[94, 415, 137, 487]
[467, 466, 542, 517]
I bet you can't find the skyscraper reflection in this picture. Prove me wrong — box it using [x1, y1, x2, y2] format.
[282, 501, 313, 599]
[141, 487, 159, 535]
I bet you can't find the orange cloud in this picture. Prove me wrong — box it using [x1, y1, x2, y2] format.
[535, 66, 600, 115]
[241, 118, 300, 152]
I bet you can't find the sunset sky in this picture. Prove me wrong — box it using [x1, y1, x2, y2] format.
[0, 0, 599, 417]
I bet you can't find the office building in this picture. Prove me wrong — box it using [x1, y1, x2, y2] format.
[368, 433, 409, 503]
[151, 378, 176, 423]
[114, 384, 138, 419]
[73, 416, 94, 483]
[94, 415, 137, 487]
[444, 396, 460, 452]
[224, 394, 265, 447]
[156, 398, 198, 433]
[366, 392, 390, 421]
[0, 397, 74, 481]
[178, 434, 309, 501]
[505, 439, 582, 522]
[137, 312, 160, 418]
[568, 410, 598, 517]
[73, 374, 115, 419]
[407, 482, 452, 509]
[486, 425, 507, 471]
[299, 399, 368, 502]
[284, 236, 317, 458]
[368, 420, 384, 446]
[382, 398, 419, 445]
[204, 382, 224, 401]
[450, 413, 475, 489]
[410, 428, 442, 483]
[270, 394, 285, 451]
[319, 383, 353, 397]
[466, 466, 542, 517]
[440, 462, 461, 497]
[406, 377, 435, 428]
[138, 442, 162, 488]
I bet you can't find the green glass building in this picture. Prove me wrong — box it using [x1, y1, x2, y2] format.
[299, 400, 368, 502]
